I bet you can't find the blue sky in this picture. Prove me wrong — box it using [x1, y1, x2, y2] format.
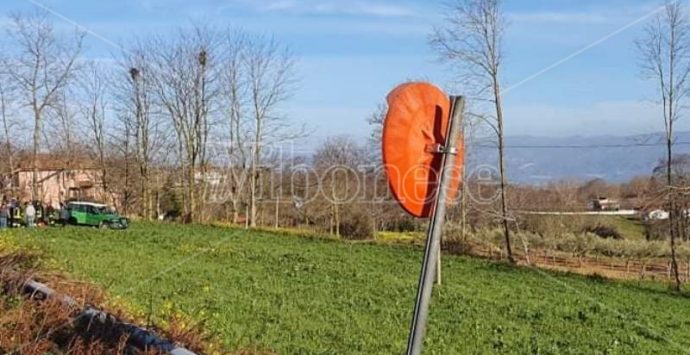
[0, 0, 680, 141]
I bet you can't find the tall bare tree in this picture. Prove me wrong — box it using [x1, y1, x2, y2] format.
[0, 70, 18, 177]
[150, 27, 218, 223]
[430, 0, 514, 262]
[637, 0, 690, 291]
[113, 44, 159, 219]
[112, 111, 134, 215]
[221, 33, 251, 224]
[80, 61, 110, 201]
[49, 90, 79, 168]
[244, 36, 297, 227]
[5, 11, 83, 200]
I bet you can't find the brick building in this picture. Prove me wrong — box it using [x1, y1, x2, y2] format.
[3, 154, 107, 208]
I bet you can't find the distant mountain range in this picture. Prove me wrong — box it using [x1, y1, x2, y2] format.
[468, 132, 690, 184]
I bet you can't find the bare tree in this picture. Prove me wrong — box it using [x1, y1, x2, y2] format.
[221, 33, 251, 224]
[364, 103, 391, 233]
[150, 27, 218, 223]
[79, 61, 110, 201]
[53, 91, 78, 156]
[0, 70, 18, 177]
[5, 11, 83, 200]
[366, 103, 387, 145]
[132, 66, 151, 219]
[430, 0, 514, 262]
[637, 0, 690, 291]
[244, 36, 298, 227]
[113, 43, 159, 219]
[313, 136, 365, 237]
[111, 110, 134, 216]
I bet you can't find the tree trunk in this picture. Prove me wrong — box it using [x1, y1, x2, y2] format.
[274, 193, 279, 228]
[123, 136, 131, 216]
[335, 202, 340, 238]
[250, 166, 257, 227]
[1, 93, 14, 178]
[232, 197, 239, 224]
[140, 165, 148, 220]
[667, 122, 682, 290]
[187, 163, 196, 223]
[494, 77, 514, 263]
[100, 150, 108, 202]
[32, 109, 41, 201]
[245, 205, 249, 229]
[250, 118, 261, 227]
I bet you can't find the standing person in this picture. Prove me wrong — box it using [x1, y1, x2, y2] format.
[45, 203, 54, 225]
[59, 202, 70, 226]
[0, 203, 8, 229]
[25, 202, 36, 228]
[8, 199, 17, 228]
[34, 201, 43, 226]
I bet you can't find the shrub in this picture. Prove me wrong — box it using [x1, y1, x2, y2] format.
[583, 225, 622, 240]
[395, 218, 419, 232]
[339, 210, 375, 240]
[443, 238, 473, 255]
[644, 221, 667, 241]
[519, 214, 589, 237]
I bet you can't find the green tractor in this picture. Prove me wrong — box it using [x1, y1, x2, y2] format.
[66, 201, 129, 229]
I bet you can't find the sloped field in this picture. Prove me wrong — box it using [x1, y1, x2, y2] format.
[4, 223, 690, 354]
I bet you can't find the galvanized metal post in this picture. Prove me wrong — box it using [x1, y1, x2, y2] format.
[436, 248, 441, 286]
[406, 96, 464, 355]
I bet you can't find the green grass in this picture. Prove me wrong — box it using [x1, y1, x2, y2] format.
[3, 223, 690, 354]
[594, 216, 646, 240]
[529, 215, 646, 240]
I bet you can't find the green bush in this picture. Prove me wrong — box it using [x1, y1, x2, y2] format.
[583, 225, 622, 240]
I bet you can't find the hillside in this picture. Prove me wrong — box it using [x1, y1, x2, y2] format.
[4, 223, 690, 354]
[470, 131, 690, 183]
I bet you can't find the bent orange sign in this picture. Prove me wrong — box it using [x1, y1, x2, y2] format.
[382, 82, 464, 218]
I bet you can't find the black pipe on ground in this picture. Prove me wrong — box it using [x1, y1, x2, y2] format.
[20, 279, 197, 355]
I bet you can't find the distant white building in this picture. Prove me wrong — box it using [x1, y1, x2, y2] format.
[589, 197, 620, 211]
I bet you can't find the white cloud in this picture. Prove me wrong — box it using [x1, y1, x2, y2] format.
[507, 4, 662, 25]
[235, 17, 428, 36]
[507, 11, 614, 24]
[251, 0, 417, 18]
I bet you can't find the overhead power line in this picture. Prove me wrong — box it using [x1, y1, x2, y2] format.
[471, 141, 690, 150]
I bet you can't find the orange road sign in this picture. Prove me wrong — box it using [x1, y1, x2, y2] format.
[382, 82, 464, 218]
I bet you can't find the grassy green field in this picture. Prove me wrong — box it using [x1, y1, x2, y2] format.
[3, 223, 690, 354]
[594, 216, 646, 240]
[525, 215, 646, 240]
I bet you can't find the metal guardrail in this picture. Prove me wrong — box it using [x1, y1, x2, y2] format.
[22, 279, 197, 355]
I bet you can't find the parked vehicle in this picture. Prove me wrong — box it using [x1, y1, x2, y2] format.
[66, 201, 129, 229]
[589, 197, 620, 212]
[645, 209, 670, 221]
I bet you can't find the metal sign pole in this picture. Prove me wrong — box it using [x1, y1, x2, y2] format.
[406, 96, 464, 355]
